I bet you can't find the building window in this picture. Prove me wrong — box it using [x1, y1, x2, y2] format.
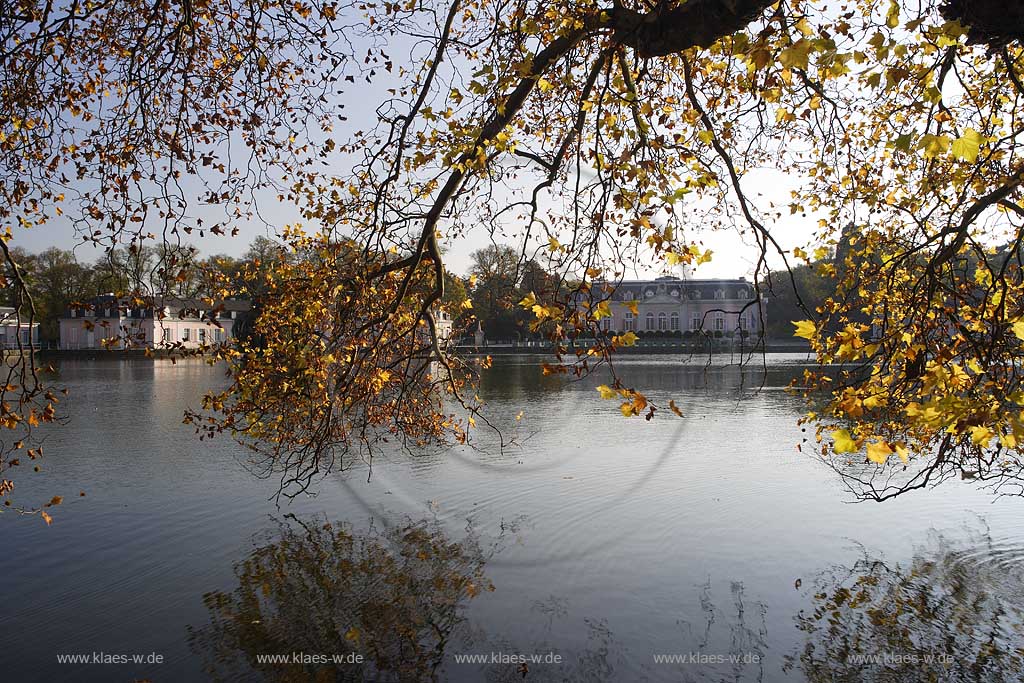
[645, 312, 655, 330]
[740, 317, 748, 329]
[670, 312, 680, 330]
[714, 314, 725, 331]
[182, 328, 190, 341]
[162, 328, 171, 342]
[624, 312, 634, 331]
[714, 290, 725, 300]
[738, 289, 749, 299]
[691, 315, 701, 330]
[199, 328, 207, 343]
[70, 309, 77, 318]
[658, 312, 667, 330]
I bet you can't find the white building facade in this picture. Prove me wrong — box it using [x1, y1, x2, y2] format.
[590, 276, 765, 336]
[0, 306, 41, 348]
[59, 295, 251, 350]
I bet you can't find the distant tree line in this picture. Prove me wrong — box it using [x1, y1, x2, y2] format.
[8, 235, 898, 345]
[3, 236, 288, 344]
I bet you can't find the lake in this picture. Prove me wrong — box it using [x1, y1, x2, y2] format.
[4, 355, 1024, 682]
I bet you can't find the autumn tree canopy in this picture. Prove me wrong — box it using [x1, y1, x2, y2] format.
[6, 0, 1024, 508]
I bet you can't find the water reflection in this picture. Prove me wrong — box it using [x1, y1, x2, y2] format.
[189, 516, 1024, 683]
[187, 515, 501, 682]
[787, 529, 1024, 682]
[477, 355, 812, 398]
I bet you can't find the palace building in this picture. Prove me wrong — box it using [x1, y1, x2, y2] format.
[59, 294, 251, 350]
[591, 275, 765, 335]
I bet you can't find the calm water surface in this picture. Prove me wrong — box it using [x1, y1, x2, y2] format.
[5, 355, 1024, 682]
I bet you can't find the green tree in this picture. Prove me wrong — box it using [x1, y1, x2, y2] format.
[469, 245, 521, 340]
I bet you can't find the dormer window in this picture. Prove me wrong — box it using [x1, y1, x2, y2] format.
[738, 288, 749, 299]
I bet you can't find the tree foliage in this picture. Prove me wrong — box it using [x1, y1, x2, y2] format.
[186, 231, 483, 497]
[187, 515, 495, 681]
[7, 0, 1024, 505]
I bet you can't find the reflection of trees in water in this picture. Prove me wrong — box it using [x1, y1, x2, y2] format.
[187, 515, 501, 682]
[476, 615, 623, 683]
[478, 582, 767, 683]
[674, 580, 768, 683]
[188, 515, 1024, 683]
[478, 357, 810, 398]
[787, 530, 1024, 682]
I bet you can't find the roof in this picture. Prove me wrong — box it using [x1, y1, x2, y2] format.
[588, 276, 754, 301]
[0, 306, 39, 327]
[62, 295, 252, 318]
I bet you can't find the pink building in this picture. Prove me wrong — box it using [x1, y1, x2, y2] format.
[58, 295, 251, 350]
[588, 275, 765, 336]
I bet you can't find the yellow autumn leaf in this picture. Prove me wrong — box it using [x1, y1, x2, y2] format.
[885, 0, 899, 27]
[866, 440, 893, 464]
[970, 425, 994, 446]
[951, 128, 983, 162]
[832, 428, 858, 453]
[1012, 320, 1024, 340]
[596, 384, 617, 399]
[625, 300, 638, 315]
[792, 320, 816, 340]
[615, 331, 638, 346]
[519, 291, 537, 308]
[894, 443, 910, 464]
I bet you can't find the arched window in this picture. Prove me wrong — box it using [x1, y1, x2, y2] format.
[670, 312, 680, 330]
[658, 312, 667, 330]
[715, 289, 726, 300]
[624, 311, 635, 331]
[645, 312, 655, 330]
